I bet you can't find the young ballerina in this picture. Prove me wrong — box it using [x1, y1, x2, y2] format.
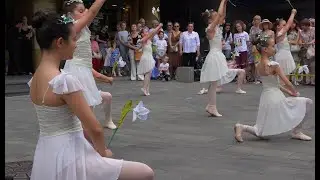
[137, 24, 163, 96]
[200, 0, 247, 117]
[234, 34, 312, 142]
[62, 0, 116, 129]
[29, 10, 154, 180]
[274, 9, 297, 80]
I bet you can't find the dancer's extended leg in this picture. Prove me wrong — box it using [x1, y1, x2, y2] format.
[206, 81, 222, 117]
[234, 123, 258, 142]
[101, 91, 117, 129]
[142, 71, 151, 96]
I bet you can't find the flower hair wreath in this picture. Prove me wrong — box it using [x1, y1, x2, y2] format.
[58, 15, 75, 24]
[65, 0, 83, 5]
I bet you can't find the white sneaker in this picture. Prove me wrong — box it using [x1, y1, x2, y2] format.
[197, 88, 207, 95]
[236, 89, 246, 94]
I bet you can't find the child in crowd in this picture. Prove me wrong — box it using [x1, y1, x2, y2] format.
[233, 20, 250, 69]
[104, 38, 122, 77]
[155, 31, 167, 67]
[159, 56, 170, 81]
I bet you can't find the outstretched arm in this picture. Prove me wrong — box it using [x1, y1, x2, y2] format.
[207, 0, 227, 32]
[73, 0, 106, 33]
[92, 68, 113, 84]
[278, 9, 297, 36]
[141, 23, 163, 43]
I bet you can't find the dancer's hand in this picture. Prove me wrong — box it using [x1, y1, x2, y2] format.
[107, 77, 114, 85]
[291, 9, 297, 15]
[104, 148, 113, 158]
[290, 91, 299, 97]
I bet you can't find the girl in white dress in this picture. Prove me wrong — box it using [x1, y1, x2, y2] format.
[200, 0, 246, 117]
[274, 9, 297, 77]
[137, 24, 163, 96]
[30, 11, 154, 180]
[62, 0, 117, 129]
[234, 34, 312, 142]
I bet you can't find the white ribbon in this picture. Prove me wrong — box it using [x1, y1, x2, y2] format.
[132, 101, 150, 122]
[298, 65, 309, 74]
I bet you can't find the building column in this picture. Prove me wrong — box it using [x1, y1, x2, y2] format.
[32, 0, 57, 69]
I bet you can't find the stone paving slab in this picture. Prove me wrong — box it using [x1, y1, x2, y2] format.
[5, 81, 315, 179]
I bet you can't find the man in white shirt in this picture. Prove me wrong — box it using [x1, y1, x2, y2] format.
[179, 22, 200, 68]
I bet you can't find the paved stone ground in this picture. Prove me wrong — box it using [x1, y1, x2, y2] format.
[5, 80, 315, 180]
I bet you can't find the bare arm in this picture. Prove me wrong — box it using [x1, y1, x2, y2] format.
[179, 33, 184, 54]
[96, 35, 107, 44]
[274, 65, 297, 94]
[92, 68, 113, 84]
[278, 9, 296, 37]
[62, 92, 106, 157]
[141, 24, 163, 43]
[207, 0, 227, 32]
[168, 32, 173, 47]
[280, 86, 296, 96]
[73, 0, 106, 33]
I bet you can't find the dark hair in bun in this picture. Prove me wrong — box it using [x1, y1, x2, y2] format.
[32, 10, 74, 50]
[201, 9, 214, 25]
[252, 34, 271, 52]
[32, 11, 48, 29]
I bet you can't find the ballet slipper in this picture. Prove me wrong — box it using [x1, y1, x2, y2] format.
[206, 105, 222, 117]
[292, 132, 312, 141]
[141, 88, 148, 96]
[104, 119, 117, 130]
[234, 123, 244, 142]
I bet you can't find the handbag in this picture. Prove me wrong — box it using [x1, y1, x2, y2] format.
[134, 50, 142, 61]
[290, 45, 300, 52]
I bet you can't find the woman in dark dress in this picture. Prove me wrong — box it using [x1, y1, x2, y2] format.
[7, 22, 23, 75]
[19, 16, 34, 74]
[96, 25, 109, 61]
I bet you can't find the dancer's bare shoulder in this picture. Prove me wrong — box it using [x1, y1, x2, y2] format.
[256, 62, 278, 76]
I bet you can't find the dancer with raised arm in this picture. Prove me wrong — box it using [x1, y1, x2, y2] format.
[137, 24, 163, 96]
[62, 0, 116, 130]
[274, 9, 297, 80]
[29, 10, 154, 180]
[234, 34, 312, 142]
[200, 0, 246, 117]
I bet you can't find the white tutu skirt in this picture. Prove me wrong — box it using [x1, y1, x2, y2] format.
[137, 53, 155, 75]
[275, 49, 296, 75]
[254, 88, 310, 136]
[64, 62, 102, 106]
[200, 51, 237, 85]
[31, 130, 123, 180]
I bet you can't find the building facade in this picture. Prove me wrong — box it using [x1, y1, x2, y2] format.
[5, 0, 160, 69]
